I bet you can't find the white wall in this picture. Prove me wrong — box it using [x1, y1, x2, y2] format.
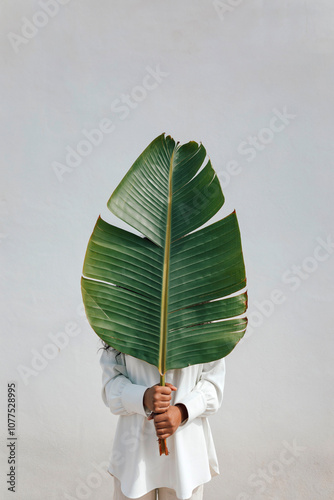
[1, 1, 333, 499]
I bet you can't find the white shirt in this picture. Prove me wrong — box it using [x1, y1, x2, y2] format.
[99, 348, 226, 500]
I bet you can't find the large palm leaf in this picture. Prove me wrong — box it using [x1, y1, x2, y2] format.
[81, 133, 247, 452]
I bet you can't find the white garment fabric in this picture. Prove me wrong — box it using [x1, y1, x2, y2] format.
[113, 476, 204, 500]
[100, 348, 226, 500]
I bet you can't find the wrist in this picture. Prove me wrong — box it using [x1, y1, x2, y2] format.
[175, 403, 188, 423]
[143, 388, 151, 412]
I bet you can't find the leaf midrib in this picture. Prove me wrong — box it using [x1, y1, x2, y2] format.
[158, 146, 176, 376]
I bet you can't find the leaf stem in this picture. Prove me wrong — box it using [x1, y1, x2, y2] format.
[159, 373, 168, 455]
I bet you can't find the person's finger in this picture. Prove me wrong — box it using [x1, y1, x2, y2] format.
[153, 414, 168, 424]
[154, 418, 168, 427]
[153, 394, 171, 402]
[153, 397, 171, 405]
[157, 386, 173, 395]
[154, 400, 170, 408]
[159, 394, 172, 400]
[154, 405, 169, 413]
[157, 399, 171, 407]
[165, 383, 177, 392]
[157, 431, 171, 440]
[156, 426, 168, 436]
[155, 421, 169, 430]
[153, 400, 170, 410]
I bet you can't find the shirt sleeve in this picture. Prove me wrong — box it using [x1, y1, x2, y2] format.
[99, 348, 148, 417]
[177, 358, 226, 425]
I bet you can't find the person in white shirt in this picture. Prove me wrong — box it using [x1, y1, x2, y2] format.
[99, 344, 226, 500]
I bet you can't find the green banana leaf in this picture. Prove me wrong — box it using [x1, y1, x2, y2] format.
[81, 133, 247, 376]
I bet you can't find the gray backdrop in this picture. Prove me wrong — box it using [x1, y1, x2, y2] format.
[1, 1, 333, 499]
